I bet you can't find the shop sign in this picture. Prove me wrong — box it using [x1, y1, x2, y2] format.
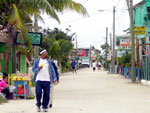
[134, 26, 146, 35]
[16, 32, 42, 46]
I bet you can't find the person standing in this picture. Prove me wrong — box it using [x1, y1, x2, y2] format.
[71, 60, 77, 73]
[98, 60, 101, 70]
[92, 60, 96, 71]
[32, 49, 58, 112]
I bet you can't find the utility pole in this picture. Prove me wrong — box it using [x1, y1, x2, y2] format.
[106, 27, 108, 61]
[34, 15, 39, 59]
[110, 33, 113, 72]
[112, 6, 116, 73]
[129, 0, 136, 82]
[90, 44, 92, 67]
[110, 33, 112, 50]
[76, 34, 78, 52]
[75, 33, 78, 69]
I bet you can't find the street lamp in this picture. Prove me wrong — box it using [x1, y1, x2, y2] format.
[71, 32, 78, 50]
[71, 33, 79, 69]
[98, 7, 116, 73]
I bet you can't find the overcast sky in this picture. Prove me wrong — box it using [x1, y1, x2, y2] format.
[39, 0, 142, 50]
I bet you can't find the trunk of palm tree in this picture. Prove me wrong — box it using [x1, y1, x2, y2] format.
[4, 24, 16, 74]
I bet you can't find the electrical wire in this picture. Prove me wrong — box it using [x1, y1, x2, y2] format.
[82, 0, 88, 4]
[43, 0, 89, 20]
[116, 0, 121, 9]
[115, 0, 129, 35]
[44, 12, 104, 27]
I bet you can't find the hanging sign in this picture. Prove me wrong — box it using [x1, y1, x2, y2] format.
[134, 26, 146, 35]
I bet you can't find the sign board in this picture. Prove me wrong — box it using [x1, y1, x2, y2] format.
[118, 51, 126, 57]
[120, 39, 131, 47]
[71, 51, 78, 56]
[78, 51, 85, 57]
[134, 26, 146, 35]
[16, 32, 42, 46]
[91, 56, 96, 60]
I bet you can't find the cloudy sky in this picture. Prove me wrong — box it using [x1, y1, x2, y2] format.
[39, 0, 142, 50]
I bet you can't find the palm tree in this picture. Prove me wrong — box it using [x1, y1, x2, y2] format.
[42, 37, 73, 72]
[0, 0, 88, 74]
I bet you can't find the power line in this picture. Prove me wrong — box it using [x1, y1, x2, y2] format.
[116, 0, 121, 8]
[115, 0, 129, 35]
[82, 0, 88, 4]
[44, 12, 103, 27]
[43, 0, 89, 20]
[43, 7, 128, 27]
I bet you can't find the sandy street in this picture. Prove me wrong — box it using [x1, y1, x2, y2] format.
[1, 68, 150, 113]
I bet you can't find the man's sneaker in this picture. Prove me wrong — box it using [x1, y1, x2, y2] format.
[43, 108, 48, 112]
[49, 104, 52, 108]
[37, 106, 41, 112]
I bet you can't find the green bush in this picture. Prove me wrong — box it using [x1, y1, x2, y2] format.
[104, 60, 111, 70]
[125, 63, 130, 67]
[120, 52, 131, 66]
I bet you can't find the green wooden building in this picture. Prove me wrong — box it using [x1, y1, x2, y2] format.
[0, 39, 27, 74]
[134, 0, 150, 80]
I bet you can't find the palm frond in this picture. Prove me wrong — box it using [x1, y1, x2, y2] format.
[8, 4, 25, 31]
[48, 0, 88, 16]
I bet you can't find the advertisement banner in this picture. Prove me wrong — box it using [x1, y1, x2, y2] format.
[134, 26, 146, 35]
[78, 51, 85, 57]
[120, 39, 131, 47]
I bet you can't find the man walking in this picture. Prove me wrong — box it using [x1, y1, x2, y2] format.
[71, 60, 77, 73]
[32, 49, 58, 112]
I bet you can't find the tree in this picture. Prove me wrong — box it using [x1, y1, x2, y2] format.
[120, 52, 131, 67]
[101, 43, 110, 56]
[41, 36, 73, 64]
[42, 27, 74, 72]
[0, 0, 88, 74]
[43, 27, 73, 41]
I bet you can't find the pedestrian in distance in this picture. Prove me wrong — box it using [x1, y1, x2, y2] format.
[49, 61, 59, 108]
[98, 60, 101, 70]
[32, 49, 58, 112]
[71, 60, 77, 74]
[92, 60, 96, 71]
[100, 60, 103, 71]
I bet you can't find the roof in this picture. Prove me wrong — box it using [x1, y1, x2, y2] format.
[0, 34, 7, 43]
[78, 48, 90, 50]
[134, 0, 146, 9]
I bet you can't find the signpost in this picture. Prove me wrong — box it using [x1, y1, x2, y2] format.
[16, 32, 42, 46]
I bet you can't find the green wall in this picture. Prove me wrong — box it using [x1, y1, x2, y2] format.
[134, 1, 150, 26]
[0, 43, 6, 52]
[20, 54, 26, 73]
[0, 43, 12, 74]
[134, 3, 146, 26]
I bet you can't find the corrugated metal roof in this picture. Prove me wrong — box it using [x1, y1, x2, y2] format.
[134, 0, 146, 9]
